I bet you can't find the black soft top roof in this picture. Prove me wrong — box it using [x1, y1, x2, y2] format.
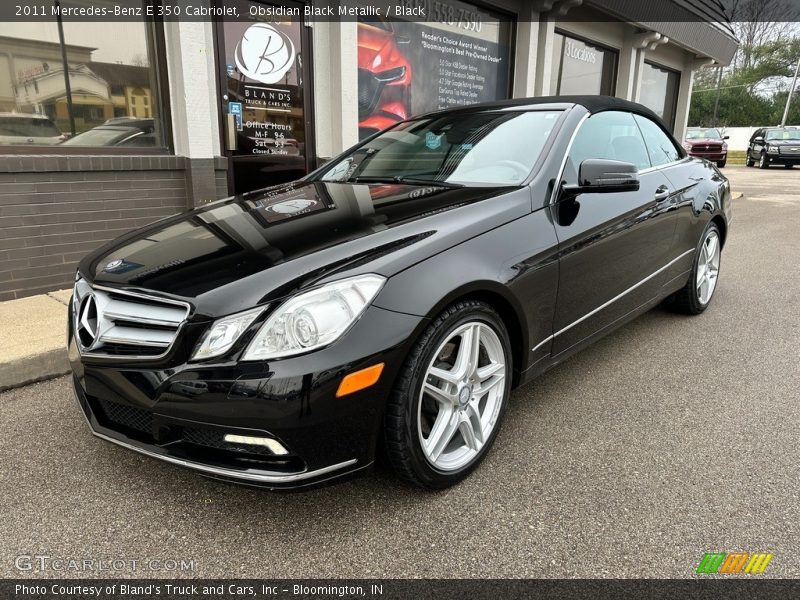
[420, 95, 663, 123]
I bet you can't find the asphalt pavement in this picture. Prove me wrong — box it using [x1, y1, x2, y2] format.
[1, 166, 798, 579]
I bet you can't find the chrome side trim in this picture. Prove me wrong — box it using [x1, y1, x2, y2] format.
[531, 335, 553, 353]
[71, 384, 357, 484]
[531, 248, 694, 351]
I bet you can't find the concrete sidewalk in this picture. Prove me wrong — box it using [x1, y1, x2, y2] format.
[0, 289, 71, 391]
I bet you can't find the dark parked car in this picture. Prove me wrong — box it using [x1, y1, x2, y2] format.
[746, 127, 800, 168]
[69, 96, 731, 490]
[62, 118, 156, 148]
[683, 127, 728, 167]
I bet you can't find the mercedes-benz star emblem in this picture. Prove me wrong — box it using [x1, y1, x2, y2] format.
[77, 294, 99, 349]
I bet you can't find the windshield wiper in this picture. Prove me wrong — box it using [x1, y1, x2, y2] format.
[349, 175, 464, 188]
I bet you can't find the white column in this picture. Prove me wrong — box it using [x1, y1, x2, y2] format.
[616, 32, 638, 100]
[312, 21, 359, 161]
[533, 15, 556, 96]
[673, 57, 699, 138]
[163, 19, 222, 205]
[163, 20, 220, 159]
[512, 6, 542, 97]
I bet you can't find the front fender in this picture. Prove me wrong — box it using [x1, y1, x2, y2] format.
[373, 209, 560, 376]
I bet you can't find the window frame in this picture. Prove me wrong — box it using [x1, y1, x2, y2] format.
[641, 60, 681, 131]
[564, 109, 652, 178]
[0, 17, 172, 156]
[632, 113, 685, 171]
[552, 29, 619, 97]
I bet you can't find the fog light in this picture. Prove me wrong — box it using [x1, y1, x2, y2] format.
[223, 434, 288, 455]
[336, 363, 385, 398]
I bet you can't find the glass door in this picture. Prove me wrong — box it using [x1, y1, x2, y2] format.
[215, 0, 314, 194]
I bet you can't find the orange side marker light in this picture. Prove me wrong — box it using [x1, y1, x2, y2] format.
[336, 363, 385, 398]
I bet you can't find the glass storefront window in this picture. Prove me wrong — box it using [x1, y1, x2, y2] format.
[0, 2, 166, 149]
[550, 32, 617, 96]
[639, 61, 680, 130]
[355, 2, 514, 140]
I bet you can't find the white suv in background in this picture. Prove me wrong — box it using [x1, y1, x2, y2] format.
[0, 113, 65, 145]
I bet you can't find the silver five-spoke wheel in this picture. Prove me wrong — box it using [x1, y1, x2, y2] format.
[418, 321, 506, 471]
[696, 230, 720, 305]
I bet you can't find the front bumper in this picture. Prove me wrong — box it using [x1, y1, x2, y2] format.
[69, 302, 425, 490]
[764, 150, 800, 165]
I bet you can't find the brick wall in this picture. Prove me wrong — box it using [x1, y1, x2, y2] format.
[0, 155, 191, 302]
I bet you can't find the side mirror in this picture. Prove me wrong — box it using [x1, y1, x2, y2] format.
[562, 159, 640, 196]
[723, 135, 730, 140]
[753, 136, 764, 144]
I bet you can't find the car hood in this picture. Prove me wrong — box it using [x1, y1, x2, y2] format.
[684, 139, 723, 145]
[80, 180, 530, 317]
[765, 138, 800, 146]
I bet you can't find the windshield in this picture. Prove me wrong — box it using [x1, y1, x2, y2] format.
[686, 128, 722, 140]
[319, 110, 562, 187]
[62, 127, 137, 146]
[0, 116, 61, 138]
[766, 129, 800, 141]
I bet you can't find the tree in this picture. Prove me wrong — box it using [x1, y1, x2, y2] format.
[689, 6, 800, 127]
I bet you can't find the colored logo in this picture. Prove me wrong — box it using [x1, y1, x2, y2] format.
[696, 552, 774, 574]
[235, 23, 295, 84]
[425, 131, 442, 150]
[228, 101, 243, 131]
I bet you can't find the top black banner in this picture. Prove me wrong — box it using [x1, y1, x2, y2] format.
[2, 0, 800, 23]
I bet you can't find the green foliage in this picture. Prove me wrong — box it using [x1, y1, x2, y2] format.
[689, 36, 800, 127]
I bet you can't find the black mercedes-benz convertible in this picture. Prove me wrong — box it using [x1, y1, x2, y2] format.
[69, 96, 731, 490]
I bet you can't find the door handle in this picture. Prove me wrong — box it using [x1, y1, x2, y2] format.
[654, 185, 671, 201]
[225, 114, 238, 151]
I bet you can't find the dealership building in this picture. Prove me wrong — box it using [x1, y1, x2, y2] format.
[0, 0, 737, 300]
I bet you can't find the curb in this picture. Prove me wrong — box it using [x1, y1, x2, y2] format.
[0, 348, 70, 393]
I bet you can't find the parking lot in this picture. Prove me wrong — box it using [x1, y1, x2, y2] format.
[1, 166, 798, 579]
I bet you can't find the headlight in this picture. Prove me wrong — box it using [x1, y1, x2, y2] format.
[192, 307, 263, 360]
[722, 142, 728, 151]
[242, 274, 386, 361]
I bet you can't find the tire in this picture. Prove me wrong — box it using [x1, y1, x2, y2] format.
[717, 160, 726, 168]
[759, 152, 769, 169]
[666, 222, 722, 315]
[384, 300, 512, 489]
[746, 153, 754, 167]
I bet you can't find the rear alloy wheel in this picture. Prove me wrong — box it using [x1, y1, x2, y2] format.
[759, 152, 769, 169]
[666, 223, 721, 315]
[384, 301, 511, 489]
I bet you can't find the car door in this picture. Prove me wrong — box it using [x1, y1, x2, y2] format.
[550, 110, 678, 356]
[750, 129, 764, 159]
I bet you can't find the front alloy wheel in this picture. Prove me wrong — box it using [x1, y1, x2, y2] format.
[385, 301, 511, 489]
[418, 322, 506, 471]
[759, 152, 769, 168]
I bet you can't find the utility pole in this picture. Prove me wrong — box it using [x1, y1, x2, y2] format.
[780, 57, 800, 127]
[54, 0, 76, 137]
[712, 65, 723, 126]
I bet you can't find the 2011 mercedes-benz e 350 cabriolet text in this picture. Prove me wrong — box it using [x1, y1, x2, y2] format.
[69, 96, 731, 490]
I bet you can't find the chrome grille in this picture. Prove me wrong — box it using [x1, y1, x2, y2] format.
[72, 278, 190, 359]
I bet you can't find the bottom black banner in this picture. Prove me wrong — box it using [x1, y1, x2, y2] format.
[3, 579, 800, 600]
